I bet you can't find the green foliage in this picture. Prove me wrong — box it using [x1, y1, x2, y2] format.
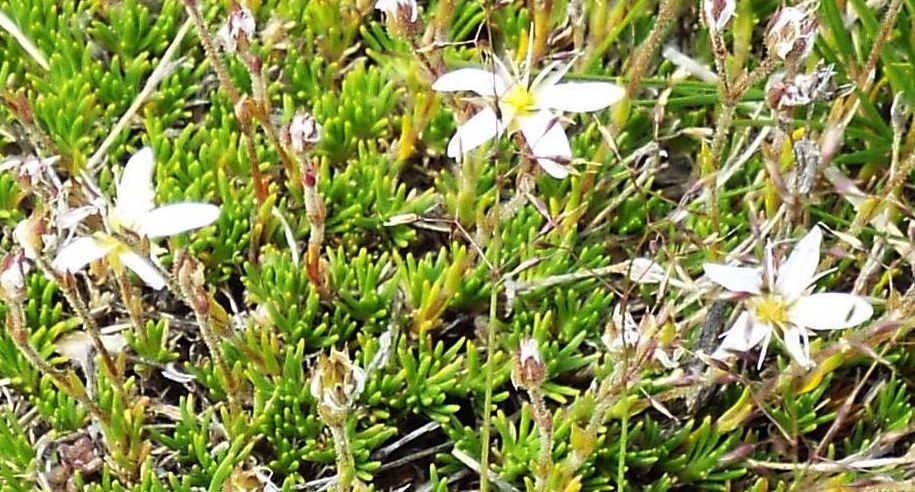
[2, 0, 914, 489]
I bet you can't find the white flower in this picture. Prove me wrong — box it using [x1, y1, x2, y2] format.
[704, 226, 873, 369]
[432, 60, 625, 179]
[218, 6, 256, 54]
[765, 6, 818, 61]
[374, 0, 418, 22]
[52, 147, 220, 290]
[702, 0, 736, 33]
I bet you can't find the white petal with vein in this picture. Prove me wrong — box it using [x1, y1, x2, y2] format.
[119, 251, 166, 290]
[52, 236, 113, 274]
[703, 263, 762, 294]
[789, 293, 873, 330]
[446, 107, 503, 157]
[432, 68, 506, 97]
[537, 82, 625, 113]
[775, 226, 822, 297]
[137, 203, 220, 238]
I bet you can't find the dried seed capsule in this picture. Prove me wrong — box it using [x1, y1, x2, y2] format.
[218, 6, 256, 54]
[765, 6, 818, 62]
[702, 0, 736, 33]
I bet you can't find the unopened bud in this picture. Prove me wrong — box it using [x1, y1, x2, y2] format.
[0, 252, 30, 302]
[702, 0, 736, 33]
[765, 6, 818, 62]
[284, 112, 322, 154]
[375, 0, 420, 37]
[218, 6, 256, 54]
[511, 338, 546, 390]
[176, 252, 208, 313]
[767, 64, 839, 109]
[310, 349, 366, 424]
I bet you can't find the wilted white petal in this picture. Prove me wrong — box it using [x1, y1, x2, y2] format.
[789, 293, 873, 330]
[775, 226, 822, 297]
[118, 250, 166, 290]
[432, 68, 507, 97]
[626, 258, 667, 284]
[446, 107, 503, 157]
[162, 363, 196, 384]
[703, 263, 762, 294]
[518, 111, 572, 179]
[52, 236, 113, 274]
[57, 204, 103, 230]
[536, 82, 625, 113]
[136, 203, 220, 238]
[782, 325, 812, 368]
[115, 147, 156, 225]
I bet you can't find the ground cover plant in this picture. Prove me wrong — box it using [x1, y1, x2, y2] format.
[1, 0, 914, 489]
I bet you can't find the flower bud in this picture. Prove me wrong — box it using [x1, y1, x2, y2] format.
[765, 6, 818, 62]
[176, 252, 208, 313]
[511, 338, 546, 390]
[702, 0, 736, 33]
[375, 0, 420, 37]
[218, 6, 256, 54]
[0, 252, 30, 302]
[284, 112, 322, 154]
[310, 349, 365, 424]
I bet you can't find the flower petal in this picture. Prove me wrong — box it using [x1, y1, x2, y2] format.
[137, 203, 221, 238]
[432, 68, 506, 97]
[703, 263, 762, 294]
[712, 311, 770, 360]
[782, 325, 813, 368]
[114, 147, 157, 225]
[518, 111, 573, 179]
[775, 226, 822, 297]
[52, 236, 113, 274]
[537, 82, 626, 113]
[788, 292, 873, 330]
[446, 107, 503, 157]
[118, 251, 166, 290]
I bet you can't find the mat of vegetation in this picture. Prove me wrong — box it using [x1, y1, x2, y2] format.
[1, 0, 914, 490]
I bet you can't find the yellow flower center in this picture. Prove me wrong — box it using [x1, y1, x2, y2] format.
[751, 295, 790, 326]
[502, 85, 536, 116]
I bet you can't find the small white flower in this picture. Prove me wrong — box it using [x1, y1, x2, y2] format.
[702, 0, 736, 33]
[432, 60, 625, 179]
[704, 226, 873, 369]
[374, 0, 418, 22]
[218, 6, 256, 54]
[52, 147, 220, 290]
[765, 6, 818, 61]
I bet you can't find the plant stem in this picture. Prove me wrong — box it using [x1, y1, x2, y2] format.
[35, 257, 120, 383]
[330, 422, 357, 491]
[114, 267, 147, 347]
[5, 299, 107, 424]
[527, 387, 553, 491]
[479, 160, 502, 492]
[625, 0, 682, 97]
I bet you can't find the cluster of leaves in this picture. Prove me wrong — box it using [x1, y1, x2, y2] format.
[1, 0, 915, 490]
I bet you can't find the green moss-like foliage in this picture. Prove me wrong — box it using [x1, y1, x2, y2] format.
[1, 0, 915, 489]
